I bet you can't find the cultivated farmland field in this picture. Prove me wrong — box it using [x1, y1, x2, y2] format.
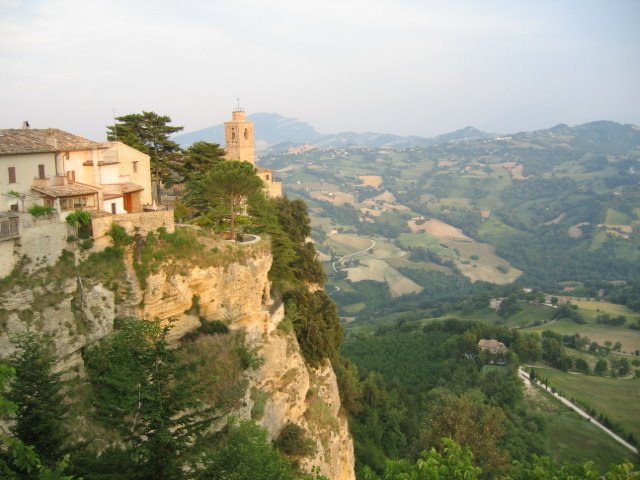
[569, 298, 640, 325]
[524, 319, 640, 354]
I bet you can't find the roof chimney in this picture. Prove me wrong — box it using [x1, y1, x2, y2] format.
[21, 121, 30, 129]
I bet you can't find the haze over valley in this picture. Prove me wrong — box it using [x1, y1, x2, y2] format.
[1, 1, 639, 478]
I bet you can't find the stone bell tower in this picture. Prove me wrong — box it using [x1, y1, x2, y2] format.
[224, 99, 255, 165]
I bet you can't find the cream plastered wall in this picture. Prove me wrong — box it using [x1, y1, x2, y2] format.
[0, 152, 55, 211]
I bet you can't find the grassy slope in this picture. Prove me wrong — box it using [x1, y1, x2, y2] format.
[536, 368, 640, 441]
[522, 372, 636, 471]
[443, 302, 556, 328]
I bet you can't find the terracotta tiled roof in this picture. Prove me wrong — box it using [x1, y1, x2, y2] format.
[102, 182, 144, 194]
[120, 182, 144, 193]
[0, 128, 104, 155]
[31, 183, 100, 198]
[478, 339, 507, 351]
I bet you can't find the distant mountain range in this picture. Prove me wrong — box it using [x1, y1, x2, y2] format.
[172, 113, 493, 150]
[173, 113, 321, 148]
[173, 113, 639, 153]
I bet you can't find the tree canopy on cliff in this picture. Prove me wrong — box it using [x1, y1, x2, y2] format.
[174, 141, 225, 183]
[184, 160, 264, 239]
[106, 111, 184, 197]
[6, 333, 69, 466]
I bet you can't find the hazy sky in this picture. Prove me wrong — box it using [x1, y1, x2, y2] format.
[1, 0, 639, 140]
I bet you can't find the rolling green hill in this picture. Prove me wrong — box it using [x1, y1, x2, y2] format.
[261, 121, 640, 316]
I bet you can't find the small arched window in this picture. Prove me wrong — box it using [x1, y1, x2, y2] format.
[231, 128, 236, 140]
[244, 128, 249, 140]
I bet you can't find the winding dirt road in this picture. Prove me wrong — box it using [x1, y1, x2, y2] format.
[332, 239, 376, 273]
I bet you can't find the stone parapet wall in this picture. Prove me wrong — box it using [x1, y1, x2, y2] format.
[92, 210, 175, 239]
[0, 218, 70, 278]
[0, 241, 15, 278]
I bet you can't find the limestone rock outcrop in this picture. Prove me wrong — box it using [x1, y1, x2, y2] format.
[0, 279, 115, 372]
[0, 244, 355, 480]
[137, 252, 355, 480]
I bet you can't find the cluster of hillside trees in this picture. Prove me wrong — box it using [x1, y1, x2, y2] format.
[0, 324, 332, 480]
[337, 318, 639, 479]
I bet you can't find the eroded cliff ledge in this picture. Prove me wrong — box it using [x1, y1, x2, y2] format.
[0, 233, 355, 480]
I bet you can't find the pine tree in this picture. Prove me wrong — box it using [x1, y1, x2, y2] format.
[7, 333, 69, 466]
[185, 161, 264, 239]
[174, 141, 225, 183]
[85, 318, 215, 479]
[106, 112, 184, 201]
[131, 327, 215, 479]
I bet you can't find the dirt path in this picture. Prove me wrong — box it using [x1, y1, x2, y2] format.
[332, 239, 376, 272]
[518, 368, 638, 454]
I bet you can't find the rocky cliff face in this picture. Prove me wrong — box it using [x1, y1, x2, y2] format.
[0, 278, 115, 372]
[136, 249, 355, 480]
[0, 244, 355, 480]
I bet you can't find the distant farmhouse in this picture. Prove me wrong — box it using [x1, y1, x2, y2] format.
[0, 126, 152, 217]
[224, 107, 282, 197]
[478, 338, 508, 355]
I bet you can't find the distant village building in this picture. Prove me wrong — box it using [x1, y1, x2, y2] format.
[478, 339, 508, 355]
[224, 106, 282, 197]
[0, 126, 152, 218]
[489, 298, 504, 311]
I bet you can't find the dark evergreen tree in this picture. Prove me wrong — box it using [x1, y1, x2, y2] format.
[184, 160, 264, 238]
[85, 318, 215, 479]
[176, 141, 225, 182]
[106, 112, 184, 199]
[7, 333, 69, 466]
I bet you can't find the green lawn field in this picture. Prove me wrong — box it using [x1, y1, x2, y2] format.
[539, 368, 640, 441]
[439, 302, 555, 328]
[569, 298, 640, 326]
[523, 377, 637, 471]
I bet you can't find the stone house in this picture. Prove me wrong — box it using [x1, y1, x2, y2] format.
[0, 127, 152, 218]
[478, 338, 508, 355]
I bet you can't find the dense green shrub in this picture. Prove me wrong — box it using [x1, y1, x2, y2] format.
[274, 423, 316, 456]
[108, 223, 133, 248]
[27, 204, 54, 217]
[284, 288, 342, 367]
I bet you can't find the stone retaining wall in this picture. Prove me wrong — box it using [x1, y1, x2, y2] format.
[92, 210, 175, 238]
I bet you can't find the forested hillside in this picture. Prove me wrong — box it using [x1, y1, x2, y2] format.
[261, 121, 640, 310]
[260, 120, 640, 477]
